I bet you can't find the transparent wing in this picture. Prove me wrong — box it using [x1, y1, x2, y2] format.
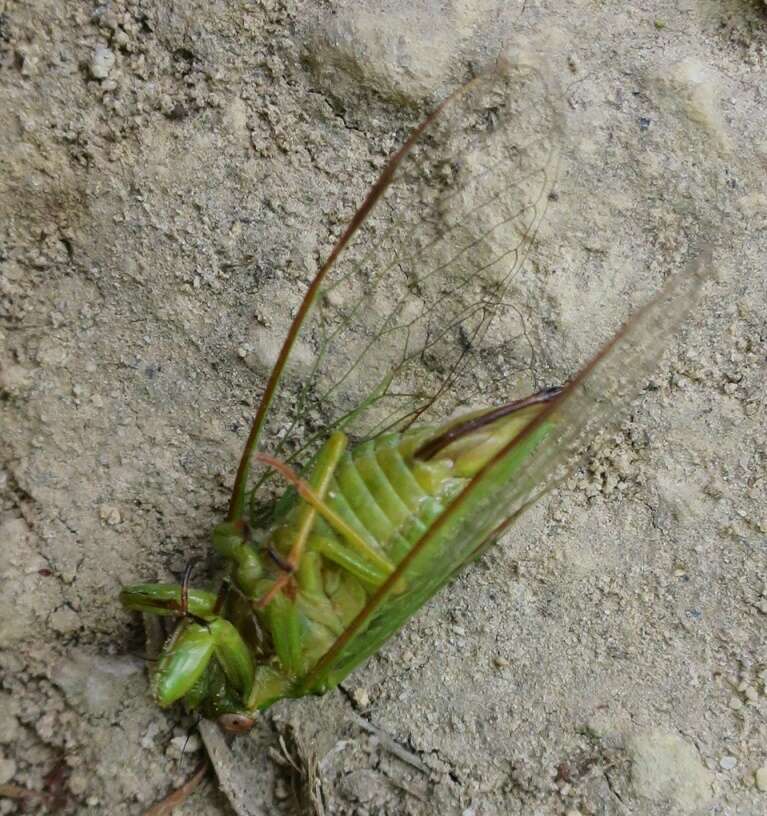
[229, 59, 563, 519]
[296, 243, 714, 693]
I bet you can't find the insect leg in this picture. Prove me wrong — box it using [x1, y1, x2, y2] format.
[119, 583, 217, 619]
[152, 621, 217, 706]
[212, 520, 264, 596]
[307, 534, 391, 587]
[177, 558, 215, 628]
[119, 568, 255, 710]
[263, 590, 302, 675]
[286, 431, 349, 568]
[255, 431, 349, 607]
[295, 548, 324, 595]
[256, 445, 396, 577]
[153, 617, 254, 707]
[209, 617, 255, 697]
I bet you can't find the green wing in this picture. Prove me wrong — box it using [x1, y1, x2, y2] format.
[296, 245, 714, 694]
[229, 59, 563, 520]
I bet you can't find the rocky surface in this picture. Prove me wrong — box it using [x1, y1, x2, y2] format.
[1, 1, 765, 814]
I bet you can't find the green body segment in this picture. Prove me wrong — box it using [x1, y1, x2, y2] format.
[300, 419, 552, 696]
[120, 400, 552, 721]
[261, 430, 466, 670]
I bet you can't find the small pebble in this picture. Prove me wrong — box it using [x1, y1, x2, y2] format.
[49, 606, 81, 635]
[158, 93, 175, 115]
[112, 29, 130, 49]
[720, 755, 737, 771]
[18, 50, 37, 77]
[274, 779, 289, 800]
[755, 766, 767, 792]
[90, 46, 115, 79]
[0, 694, 19, 744]
[352, 687, 370, 708]
[169, 734, 202, 753]
[99, 504, 122, 525]
[0, 754, 16, 785]
[68, 772, 88, 796]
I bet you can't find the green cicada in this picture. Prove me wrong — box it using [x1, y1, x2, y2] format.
[120, 59, 712, 733]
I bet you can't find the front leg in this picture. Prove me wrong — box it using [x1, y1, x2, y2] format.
[120, 580, 254, 709]
[151, 616, 254, 707]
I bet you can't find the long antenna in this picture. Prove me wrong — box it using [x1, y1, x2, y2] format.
[226, 72, 490, 522]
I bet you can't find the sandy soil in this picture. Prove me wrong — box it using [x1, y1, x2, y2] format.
[1, 1, 765, 814]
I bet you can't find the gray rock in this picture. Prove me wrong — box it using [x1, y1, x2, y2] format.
[629, 730, 714, 813]
[53, 651, 144, 717]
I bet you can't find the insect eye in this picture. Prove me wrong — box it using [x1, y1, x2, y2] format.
[217, 713, 256, 733]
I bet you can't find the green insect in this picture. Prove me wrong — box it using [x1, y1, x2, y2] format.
[120, 59, 712, 733]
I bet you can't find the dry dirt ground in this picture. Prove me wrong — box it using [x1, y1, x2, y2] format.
[1, 1, 766, 815]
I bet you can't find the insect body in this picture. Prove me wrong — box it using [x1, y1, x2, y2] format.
[120, 59, 712, 732]
[122, 390, 559, 724]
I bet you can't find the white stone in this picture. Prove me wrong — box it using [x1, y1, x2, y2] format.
[719, 755, 737, 771]
[90, 46, 115, 79]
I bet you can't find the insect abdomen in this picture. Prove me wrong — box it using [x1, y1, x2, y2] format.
[322, 431, 468, 569]
[240, 399, 557, 702]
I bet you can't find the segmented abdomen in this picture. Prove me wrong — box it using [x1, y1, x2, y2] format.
[255, 428, 469, 671]
[324, 431, 467, 567]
